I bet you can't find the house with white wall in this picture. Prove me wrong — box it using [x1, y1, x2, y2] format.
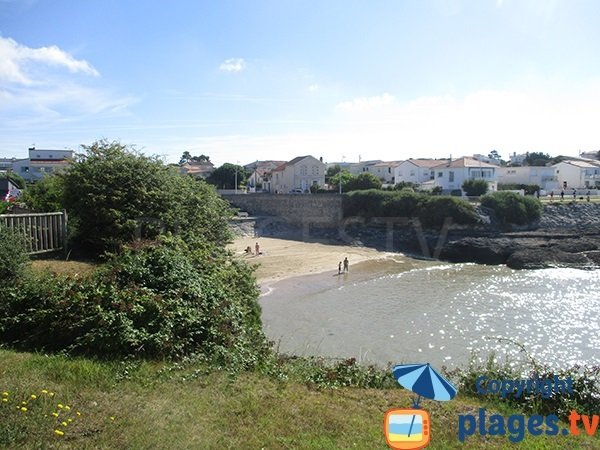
[496, 166, 559, 191]
[394, 159, 449, 186]
[268, 155, 326, 193]
[347, 160, 382, 175]
[244, 160, 285, 191]
[433, 157, 497, 193]
[553, 159, 600, 189]
[11, 148, 74, 182]
[372, 161, 401, 184]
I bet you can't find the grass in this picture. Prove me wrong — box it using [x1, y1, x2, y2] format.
[1, 350, 598, 449]
[29, 258, 97, 277]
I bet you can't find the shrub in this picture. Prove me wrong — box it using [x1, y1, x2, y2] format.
[481, 191, 542, 225]
[498, 183, 541, 195]
[0, 227, 29, 280]
[344, 190, 478, 228]
[417, 196, 479, 228]
[345, 172, 382, 191]
[462, 179, 488, 196]
[62, 140, 233, 255]
[21, 175, 65, 212]
[0, 240, 267, 364]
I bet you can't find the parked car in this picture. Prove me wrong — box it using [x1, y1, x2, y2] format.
[289, 188, 304, 194]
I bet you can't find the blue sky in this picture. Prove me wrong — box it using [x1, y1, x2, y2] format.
[1, 0, 599, 165]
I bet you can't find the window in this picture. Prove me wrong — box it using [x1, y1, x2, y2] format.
[311, 166, 319, 176]
[388, 167, 391, 173]
[300, 165, 308, 176]
[21, 167, 29, 173]
[410, 170, 415, 176]
[437, 172, 443, 178]
[449, 171, 454, 182]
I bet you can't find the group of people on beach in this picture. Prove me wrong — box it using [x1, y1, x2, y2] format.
[338, 257, 349, 274]
[244, 242, 262, 256]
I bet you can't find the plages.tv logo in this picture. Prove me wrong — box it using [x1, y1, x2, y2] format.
[384, 363, 457, 450]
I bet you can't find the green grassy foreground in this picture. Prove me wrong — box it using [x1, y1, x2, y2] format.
[1, 350, 598, 449]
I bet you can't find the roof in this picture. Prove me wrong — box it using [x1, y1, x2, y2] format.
[373, 161, 402, 168]
[432, 157, 497, 169]
[272, 155, 314, 172]
[556, 159, 600, 169]
[403, 158, 450, 168]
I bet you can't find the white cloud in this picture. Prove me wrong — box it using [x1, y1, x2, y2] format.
[219, 58, 246, 73]
[307, 84, 320, 92]
[0, 36, 98, 85]
[0, 37, 134, 129]
[335, 93, 396, 112]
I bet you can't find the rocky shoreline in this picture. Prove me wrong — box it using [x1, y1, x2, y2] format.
[231, 202, 600, 270]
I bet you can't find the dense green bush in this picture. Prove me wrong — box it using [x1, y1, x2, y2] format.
[345, 172, 382, 191]
[416, 196, 479, 228]
[481, 191, 542, 225]
[0, 201, 9, 215]
[0, 227, 29, 280]
[61, 140, 233, 255]
[343, 190, 478, 227]
[462, 179, 488, 196]
[498, 183, 541, 195]
[21, 175, 65, 212]
[0, 240, 267, 364]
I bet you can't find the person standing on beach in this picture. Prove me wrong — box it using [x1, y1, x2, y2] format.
[343, 257, 349, 273]
[255, 242, 260, 255]
[560, 189, 564, 201]
[550, 191, 554, 201]
[338, 261, 342, 275]
[573, 189, 577, 201]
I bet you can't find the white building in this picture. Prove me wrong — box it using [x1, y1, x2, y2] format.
[372, 161, 401, 184]
[496, 166, 559, 191]
[268, 155, 326, 193]
[11, 148, 74, 182]
[433, 157, 497, 193]
[394, 159, 449, 186]
[244, 160, 285, 191]
[553, 159, 600, 189]
[347, 160, 382, 175]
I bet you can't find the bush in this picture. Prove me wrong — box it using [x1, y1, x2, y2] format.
[21, 175, 65, 212]
[417, 196, 479, 228]
[498, 183, 541, 195]
[62, 140, 233, 255]
[0, 227, 29, 280]
[0, 240, 267, 364]
[343, 190, 478, 228]
[345, 172, 382, 191]
[462, 179, 488, 196]
[481, 191, 542, 225]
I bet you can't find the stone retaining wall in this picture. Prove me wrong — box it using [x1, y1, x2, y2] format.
[222, 194, 343, 228]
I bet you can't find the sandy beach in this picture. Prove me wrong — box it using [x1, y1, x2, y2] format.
[229, 237, 387, 285]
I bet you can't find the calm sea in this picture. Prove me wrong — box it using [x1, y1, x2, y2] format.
[260, 256, 600, 370]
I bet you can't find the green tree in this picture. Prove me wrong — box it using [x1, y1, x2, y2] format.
[62, 140, 233, 255]
[462, 179, 489, 196]
[0, 173, 26, 189]
[329, 170, 355, 192]
[345, 172, 382, 191]
[21, 175, 64, 211]
[524, 152, 552, 166]
[179, 152, 211, 164]
[206, 163, 249, 189]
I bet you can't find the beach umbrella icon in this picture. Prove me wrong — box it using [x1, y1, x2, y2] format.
[392, 363, 457, 408]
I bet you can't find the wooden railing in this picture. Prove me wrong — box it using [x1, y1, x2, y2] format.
[0, 211, 68, 255]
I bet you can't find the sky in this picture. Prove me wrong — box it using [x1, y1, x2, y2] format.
[1, 0, 600, 166]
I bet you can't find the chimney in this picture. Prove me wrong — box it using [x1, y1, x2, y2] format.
[319, 156, 323, 162]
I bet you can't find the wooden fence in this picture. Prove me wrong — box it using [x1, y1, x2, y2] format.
[0, 211, 68, 255]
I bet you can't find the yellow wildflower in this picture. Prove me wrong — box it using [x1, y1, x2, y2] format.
[49, 392, 55, 397]
[52, 412, 59, 417]
[1, 398, 7, 403]
[64, 405, 71, 411]
[30, 394, 37, 400]
[20, 407, 27, 412]
[67, 418, 73, 423]
[110, 416, 115, 421]
[21, 401, 27, 406]
[76, 411, 81, 416]
[61, 421, 68, 427]
[1, 392, 8, 397]
[41, 389, 48, 394]
[57, 403, 64, 409]
[54, 429, 64, 436]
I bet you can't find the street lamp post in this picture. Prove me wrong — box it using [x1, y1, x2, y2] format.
[234, 164, 238, 195]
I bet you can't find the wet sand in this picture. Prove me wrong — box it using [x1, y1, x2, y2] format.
[229, 236, 390, 287]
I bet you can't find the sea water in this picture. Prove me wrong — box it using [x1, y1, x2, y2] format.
[260, 258, 600, 369]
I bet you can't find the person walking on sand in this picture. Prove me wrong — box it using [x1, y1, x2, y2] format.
[550, 191, 554, 201]
[338, 261, 342, 275]
[343, 257, 349, 273]
[255, 242, 260, 256]
[560, 189, 564, 201]
[587, 191, 591, 202]
[573, 189, 577, 201]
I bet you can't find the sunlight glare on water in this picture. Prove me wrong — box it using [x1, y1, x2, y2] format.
[260, 261, 600, 369]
